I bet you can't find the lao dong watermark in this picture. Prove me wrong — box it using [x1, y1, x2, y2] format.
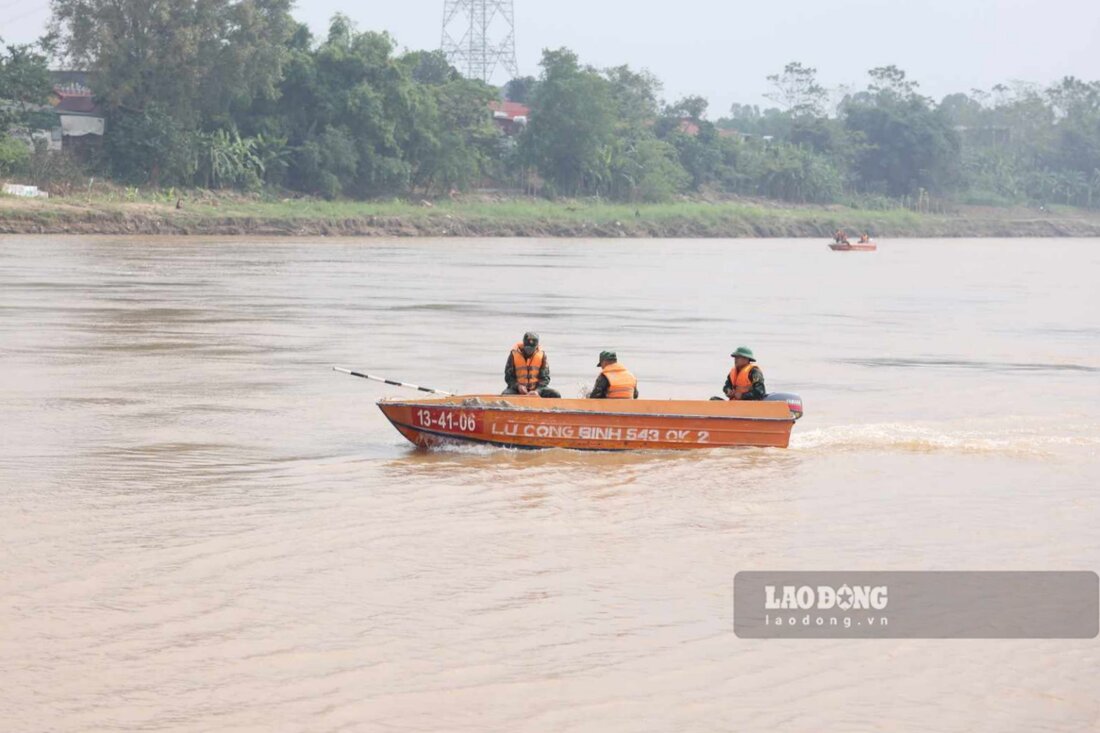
[734, 571, 1098, 639]
[764, 582, 889, 631]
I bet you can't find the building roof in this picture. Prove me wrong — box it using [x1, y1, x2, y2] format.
[489, 100, 530, 120]
[47, 69, 105, 118]
[50, 70, 96, 88]
[55, 95, 101, 115]
[676, 118, 742, 139]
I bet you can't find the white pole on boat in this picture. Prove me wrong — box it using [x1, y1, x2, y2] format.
[333, 367, 454, 396]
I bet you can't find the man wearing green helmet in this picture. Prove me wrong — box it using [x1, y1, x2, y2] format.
[724, 346, 766, 401]
[503, 332, 560, 398]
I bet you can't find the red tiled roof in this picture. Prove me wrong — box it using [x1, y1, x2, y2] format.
[676, 119, 742, 140]
[489, 101, 530, 120]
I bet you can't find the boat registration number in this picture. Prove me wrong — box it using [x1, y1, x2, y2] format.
[415, 408, 479, 433]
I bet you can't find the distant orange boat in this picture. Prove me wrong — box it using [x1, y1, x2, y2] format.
[829, 241, 877, 251]
[378, 395, 802, 451]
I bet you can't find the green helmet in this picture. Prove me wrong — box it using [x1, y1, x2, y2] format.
[522, 332, 540, 355]
[597, 350, 617, 366]
[730, 346, 755, 361]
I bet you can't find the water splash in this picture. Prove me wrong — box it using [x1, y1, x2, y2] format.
[793, 418, 1100, 457]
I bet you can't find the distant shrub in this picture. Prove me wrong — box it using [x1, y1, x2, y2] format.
[0, 136, 30, 177]
[27, 150, 90, 194]
[957, 189, 1020, 207]
[838, 193, 901, 210]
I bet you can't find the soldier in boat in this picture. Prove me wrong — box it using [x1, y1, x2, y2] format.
[724, 346, 766, 401]
[589, 350, 639, 399]
[504, 332, 561, 398]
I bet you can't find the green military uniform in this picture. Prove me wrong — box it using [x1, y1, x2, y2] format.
[504, 354, 551, 393]
[589, 350, 639, 399]
[723, 365, 766, 400]
[723, 345, 767, 401]
[503, 331, 560, 398]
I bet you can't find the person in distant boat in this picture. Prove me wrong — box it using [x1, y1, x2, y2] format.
[859, 232, 871, 243]
[834, 229, 850, 245]
[503, 332, 561, 398]
[724, 346, 766, 401]
[589, 351, 638, 399]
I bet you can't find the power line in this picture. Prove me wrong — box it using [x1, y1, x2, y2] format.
[0, 4, 49, 31]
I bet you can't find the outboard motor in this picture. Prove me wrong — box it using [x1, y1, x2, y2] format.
[764, 392, 803, 420]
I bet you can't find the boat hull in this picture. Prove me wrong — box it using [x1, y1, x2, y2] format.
[829, 242, 877, 251]
[377, 396, 796, 451]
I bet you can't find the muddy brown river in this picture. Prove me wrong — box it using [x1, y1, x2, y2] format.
[1, 236, 1098, 731]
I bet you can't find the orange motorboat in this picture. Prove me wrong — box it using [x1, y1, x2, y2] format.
[377, 394, 803, 451]
[829, 241, 877, 251]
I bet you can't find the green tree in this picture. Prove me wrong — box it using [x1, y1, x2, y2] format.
[604, 65, 689, 200]
[503, 75, 537, 103]
[666, 95, 708, 122]
[939, 92, 985, 129]
[655, 102, 727, 192]
[49, 0, 294, 183]
[49, 0, 294, 126]
[604, 65, 662, 122]
[520, 48, 617, 196]
[276, 17, 419, 196]
[0, 136, 30, 176]
[766, 62, 827, 118]
[403, 49, 458, 85]
[867, 65, 921, 100]
[844, 67, 960, 196]
[408, 72, 499, 193]
[723, 103, 761, 131]
[294, 127, 358, 199]
[1044, 77, 1100, 204]
[103, 105, 197, 185]
[729, 138, 842, 202]
[0, 41, 53, 133]
[521, 50, 688, 201]
[264, 16, 495, 198]
[719, 104, 791, 139]
[610, 136, 688, 201]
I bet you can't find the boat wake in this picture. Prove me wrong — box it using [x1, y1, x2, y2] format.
[792, 418, 1099, 458]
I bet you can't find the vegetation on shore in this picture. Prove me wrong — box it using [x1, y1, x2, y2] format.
[4, 191, 1100, 238]
[1, 2, 1097, 214]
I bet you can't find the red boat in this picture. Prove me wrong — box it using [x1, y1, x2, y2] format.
[829, 241, 877, 251]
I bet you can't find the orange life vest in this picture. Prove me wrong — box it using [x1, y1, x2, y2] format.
[511, 342, 545, 390]
[728, 362, 762, 399]
[601, 362, 637, 399]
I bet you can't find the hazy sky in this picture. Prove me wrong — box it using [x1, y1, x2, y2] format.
[3, 0, 1098, 113]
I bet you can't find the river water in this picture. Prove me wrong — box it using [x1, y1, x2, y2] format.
[1, 236, 1098, 732]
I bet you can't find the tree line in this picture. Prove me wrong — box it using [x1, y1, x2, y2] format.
[0, 0, 1097, 209]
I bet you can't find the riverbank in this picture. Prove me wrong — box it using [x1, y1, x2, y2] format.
[3, 194, 1100, 237]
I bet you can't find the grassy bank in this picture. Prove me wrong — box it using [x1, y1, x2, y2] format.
[3, 192, 1100, 237]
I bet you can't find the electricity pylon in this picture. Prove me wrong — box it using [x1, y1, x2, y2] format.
[441, 0, 519, 84]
